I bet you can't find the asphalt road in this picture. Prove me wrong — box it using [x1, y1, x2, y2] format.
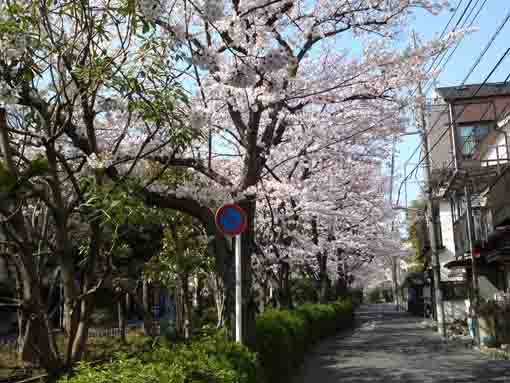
[294, 304, 510, 383]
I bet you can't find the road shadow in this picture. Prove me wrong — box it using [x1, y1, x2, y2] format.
[294, 304, 510, 383]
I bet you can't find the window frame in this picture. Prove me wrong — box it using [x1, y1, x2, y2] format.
[456, 121, 494, 159]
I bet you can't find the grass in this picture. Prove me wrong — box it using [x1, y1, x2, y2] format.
[0, 329, 151, 381]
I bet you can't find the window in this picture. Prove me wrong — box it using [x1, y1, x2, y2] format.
[458, 123, 492, 158]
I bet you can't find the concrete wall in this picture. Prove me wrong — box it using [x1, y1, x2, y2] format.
[479, 275, 500, 301]
[452, 96, 510, 124]
[425, 103, 453, 172]
[438, 201, 463, 282]
[437, 201, 470, 322]
[482, 130, 509, 166]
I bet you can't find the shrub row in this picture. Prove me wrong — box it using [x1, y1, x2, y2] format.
[61, 334, 261, 383]
[255, 298, 355, 382]
[61, 299, 354, 383]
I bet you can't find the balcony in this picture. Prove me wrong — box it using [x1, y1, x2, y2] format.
[432, 127, 510, 197]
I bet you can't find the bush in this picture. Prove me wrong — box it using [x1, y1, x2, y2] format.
[61, 333, 262, 383]
[348, 288, 363, 307]
[367, 288, 382, 303]
[62, 299, 354, 383]
[290, 277, 318, 304]
[255, 298, 354, 383]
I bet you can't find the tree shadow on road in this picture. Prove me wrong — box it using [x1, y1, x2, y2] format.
[294, 305, 510, 383]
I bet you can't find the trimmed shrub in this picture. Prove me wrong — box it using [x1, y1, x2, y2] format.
[61, 334, 262, 383]
[290, 277, 319, 304]
[255, 298, 355, 383]
[347, 288, 364, 307]
[62, 299, 354, 383]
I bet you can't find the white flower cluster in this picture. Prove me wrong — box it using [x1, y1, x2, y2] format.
[86, 152, 114, 170]
[222, 65, 258, 88]
[191, 49, 219, 71]
[139, 0, 162, 21]
[191, 107, 209, 130]
[203, 0, 224, 22]
[261, 48, 294, 72]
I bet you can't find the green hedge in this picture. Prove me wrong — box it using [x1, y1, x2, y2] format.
[61, 299, 354, 383]
[61, 334, 262, 383]
[255, 298, 354, 382]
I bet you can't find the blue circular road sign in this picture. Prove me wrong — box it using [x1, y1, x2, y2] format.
[215, 204, 247, 236]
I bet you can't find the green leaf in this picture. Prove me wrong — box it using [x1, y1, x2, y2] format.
[142, 20, 151, 34]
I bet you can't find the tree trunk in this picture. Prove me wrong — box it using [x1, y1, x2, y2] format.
[193, 274, 203, 320]
[210, 273, 225, 328]
[182, 275, 191, 339]
[18, 271, 62, 375]
[175, 278, 184, 338]
[70, 295, 94, 363]
[258, 276, 269, 313]
[318, 255, 329, 304]
[142, 279, 153, 336]
[126, 293, 131, 320]
[237, 197, 257, 349]
[277, 261, 293, 309]
[118, 296, 126, 343]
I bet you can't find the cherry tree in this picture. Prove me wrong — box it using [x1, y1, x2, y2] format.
[0, 0, 462, 362]
[138, 0, 461, 327]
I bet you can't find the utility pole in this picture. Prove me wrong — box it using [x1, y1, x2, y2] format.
[414, 31, 446, 337]
[465, 183, 481, 346]
[389, 134, 400, 311]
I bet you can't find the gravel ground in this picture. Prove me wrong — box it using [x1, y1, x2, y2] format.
[294, 304, 510, 383]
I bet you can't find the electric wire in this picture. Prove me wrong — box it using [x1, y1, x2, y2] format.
[410, 0, 485, 98]
[422, 0, 466, 75]
[423, 0, 489, 94]
[395, 47, 510, 207]
[395, 7, 510, 206]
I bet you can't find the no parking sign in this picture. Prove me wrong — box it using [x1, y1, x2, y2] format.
[215, 204, 247, 236]
[215, 203, 247, 344]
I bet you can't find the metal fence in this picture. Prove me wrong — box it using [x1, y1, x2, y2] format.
[0, 321, 161, 353]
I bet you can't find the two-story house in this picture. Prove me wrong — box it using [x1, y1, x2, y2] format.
[424, 82, 510, 323]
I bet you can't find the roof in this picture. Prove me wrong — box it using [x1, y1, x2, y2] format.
[443, 257, 486, 269]
[444, 259, 471, 269]
[436, 82, 510, 101]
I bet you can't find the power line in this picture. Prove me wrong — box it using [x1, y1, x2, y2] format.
[396, 48, 510, 206]
[396, 7, 510, 205]
[463, 10, 510, 84]
[422, 0, 466, 74]
[409, 0, 481, 100]
[423, 0, 489, 94]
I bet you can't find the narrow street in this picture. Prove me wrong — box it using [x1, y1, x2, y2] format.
[295, 304, 510, 383]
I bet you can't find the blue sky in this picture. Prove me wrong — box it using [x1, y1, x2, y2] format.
[392, 1, 510, 214]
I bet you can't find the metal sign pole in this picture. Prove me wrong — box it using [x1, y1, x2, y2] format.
[235, 234, 242, 343]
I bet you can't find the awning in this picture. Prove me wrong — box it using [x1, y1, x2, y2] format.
[487, 225, 510, 242]
[444, 258, 484, 269]
[486, 247, 510, 263]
